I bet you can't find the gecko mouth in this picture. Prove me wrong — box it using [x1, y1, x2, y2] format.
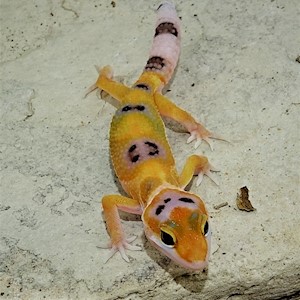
[145, 229, 210, 271]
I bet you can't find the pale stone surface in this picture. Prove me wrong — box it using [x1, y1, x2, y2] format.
[0, 0, 299, 299]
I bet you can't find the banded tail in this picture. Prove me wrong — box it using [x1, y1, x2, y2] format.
[134, 2, 181, 92]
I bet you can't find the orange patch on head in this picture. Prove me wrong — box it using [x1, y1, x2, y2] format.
[169, 207, 208, 262]
[145, 213, 160, 234]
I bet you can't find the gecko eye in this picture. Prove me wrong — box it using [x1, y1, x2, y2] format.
[160, 226, 176, 248]
[202, 221, 209, 236]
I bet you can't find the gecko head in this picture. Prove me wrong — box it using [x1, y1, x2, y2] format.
[142, 187, 211, 271]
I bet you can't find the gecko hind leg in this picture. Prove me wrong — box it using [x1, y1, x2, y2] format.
[84, 65, 113, 98]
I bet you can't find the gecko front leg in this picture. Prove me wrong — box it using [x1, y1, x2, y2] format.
[179, 154, 219, 188]
[155, 93, 226, 150]
[101, 194, 142, 262]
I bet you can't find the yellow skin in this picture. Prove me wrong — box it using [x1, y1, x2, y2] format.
[91, 66, 217, 270]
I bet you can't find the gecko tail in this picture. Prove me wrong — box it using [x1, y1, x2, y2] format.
[136, 2, 181, 92]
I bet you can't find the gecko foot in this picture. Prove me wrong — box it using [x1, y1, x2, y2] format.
[84, 65, 114, 98]
[187, 123, 227, 151]
[196, 166, 219, 186]
[98, 235, 142, 263]
[195, 157, 220, 186]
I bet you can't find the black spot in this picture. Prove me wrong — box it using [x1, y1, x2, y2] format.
[135, 105, 145, 111]
[122, 105, 146, 113]
[178, 197, 195, 203]
[145, 141, 159, 156]
[135, 84, 149, 90]
[155, 205, 165, 215]
[128, 144, 136, 153]
[149, 150, 159, 156]
[145, 56, 165, 71]
[164, 198, 171, 203]
[155, 22, 178, 37]
[145, 141, 158, 149]
[122, 105, 132, 112]
[131, 155, 140, 163]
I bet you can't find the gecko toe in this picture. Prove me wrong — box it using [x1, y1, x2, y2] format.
[194, 138, 202, 149]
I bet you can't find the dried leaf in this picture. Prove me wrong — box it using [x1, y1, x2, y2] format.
[236, 186, 256, 212]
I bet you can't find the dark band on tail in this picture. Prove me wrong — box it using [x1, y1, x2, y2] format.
[134, 2, 181, 91]
[145, 56, 165, 71]
[155, 22, 178, 37]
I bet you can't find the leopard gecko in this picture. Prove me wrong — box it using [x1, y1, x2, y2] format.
[86, 2, 223, 270]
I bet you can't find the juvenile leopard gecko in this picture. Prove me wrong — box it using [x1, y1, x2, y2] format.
[87, 2, 223, 270]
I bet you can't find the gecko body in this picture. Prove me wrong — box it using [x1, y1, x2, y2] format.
[87, 2, 222, 270]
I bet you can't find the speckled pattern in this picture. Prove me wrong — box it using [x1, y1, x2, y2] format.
[0, 0, 300, 299]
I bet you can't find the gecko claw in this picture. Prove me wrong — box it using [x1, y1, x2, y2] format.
[196, 170, 219, 186]
[196, 173, 204, 186]
[194, 138, 202, 149]
[187, 132, 197, 144]
[203, 137, 214, 151]
[205, 170, 219, 186]
[84, 65, 114, 99]
[195, 161, 219, 186]
[94, 65, 101, 73]
[98, 235, 142, 263]
[84, 83, 98, 98]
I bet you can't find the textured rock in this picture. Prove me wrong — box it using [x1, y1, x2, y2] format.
[0, 0, 299, 299]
